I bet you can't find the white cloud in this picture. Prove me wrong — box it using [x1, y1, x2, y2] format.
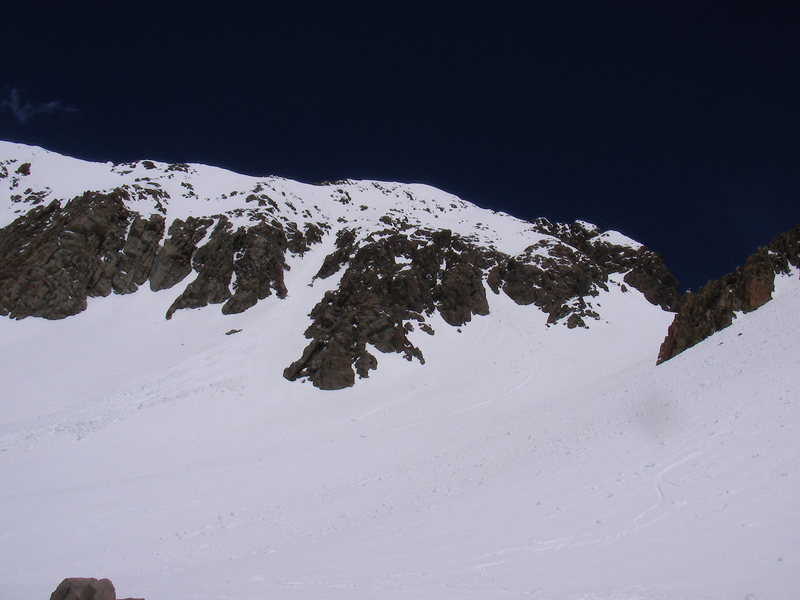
[0, 88, 79, 124]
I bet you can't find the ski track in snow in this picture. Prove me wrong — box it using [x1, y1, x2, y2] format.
[632, 449, 705, 527]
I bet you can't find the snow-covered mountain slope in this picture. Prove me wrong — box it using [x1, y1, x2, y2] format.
[2, 141, 797, 599]
[1, 255, 798, 599]
[0, 141, 678, 389]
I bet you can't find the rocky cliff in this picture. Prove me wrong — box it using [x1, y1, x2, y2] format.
[0, 141, 679, 389]
[284, 220, 678, 389]
[658, 224, 800, 363]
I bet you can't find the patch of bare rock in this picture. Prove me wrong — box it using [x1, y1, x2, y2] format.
[658, 223, 800, 362]
[49, 577, 142, 600]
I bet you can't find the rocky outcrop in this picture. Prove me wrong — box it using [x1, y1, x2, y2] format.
[490, 246, 604, 327]
[165, 217, 239, 318]
[315, 228, 357, 279]
[222, 223, 291, 314]
[0, 187, 317, 320]
[148, 216, 214, 292]
[286, 222, 325, 255]
[658, 224, 800, 363]
[165, 218, 291, 318]
[111, 214, 166, 294]
[49, 577, 143, 600]
[622, 247, 680, 311]
[488, 221, 678, 325]
[285, 222, 679, 389]
[49, 577, 117, 600]
[0, 190, 133, 319]
[285, 229, 478, 389]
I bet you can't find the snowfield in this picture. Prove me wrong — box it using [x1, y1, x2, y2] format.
[1, 236, 798, 600]
[1, 140, 798, 599]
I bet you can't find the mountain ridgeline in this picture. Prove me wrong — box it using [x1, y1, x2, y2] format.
[0, 142, 796, 388]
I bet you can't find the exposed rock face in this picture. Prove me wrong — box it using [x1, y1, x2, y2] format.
[0, 190, 307, 321]
[49, 577, 116, 600]
[0, 190, 133, 319]
[622, 247, 680, 311]
[489, 220, 678, 324]
[284, 229, 491, 389]
[48, 577, 143, 600]
[148, 216, 213, 292]
[112, 214, 166, 294]
[285, 221, 679, 389]
[165, 218, 238, 318]
[658, 224, 800, 363]
[165, 218, 292, 318]
[222, 222, 291, 314]
[315, 228, 357, 279]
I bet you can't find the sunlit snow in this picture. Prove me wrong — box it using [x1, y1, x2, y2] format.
[1, 142, 798, 599]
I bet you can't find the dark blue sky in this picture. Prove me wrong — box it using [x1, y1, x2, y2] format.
[2, 2, 799, 291]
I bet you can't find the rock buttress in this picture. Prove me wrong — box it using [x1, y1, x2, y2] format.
[284, 230, 491, 389]
[165, 218, 294, 318]
[285, 223, 679, 389]
[0, 190, 135, 319]
[658, 224, 800, 363]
